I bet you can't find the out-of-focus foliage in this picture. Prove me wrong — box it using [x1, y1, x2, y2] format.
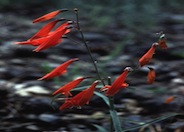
[0, 0, 58, 10]
[57, 0, 184, 29]
[0, 0, 183, 29]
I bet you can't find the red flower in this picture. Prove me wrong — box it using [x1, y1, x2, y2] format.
[15, 37, 48, 46]
[147, 67, 156, 84]
[139, 43, 158, 67]
[33, 9, 66, 23]
[38, 58, 79, 80]
[164, 96, 176, 104]
[33, 28, 67, 52]
[158, 34, 167, 49]
[59, 80, 100, 110]
[30, 20, 60, 40]
[15, 22, 70, 49]
[101, 67, 132, 96]
[49, 21, 70, 35]
[101, 83, 128, 91]
[52, 77, 90, 97]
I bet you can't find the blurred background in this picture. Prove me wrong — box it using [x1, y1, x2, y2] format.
[0, 0, 184, 131]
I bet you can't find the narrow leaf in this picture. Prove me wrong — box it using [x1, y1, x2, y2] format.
[110, 110, 122, 132]
[94, 91, 110, 107]
[93, 124, 108, 132]
[50, 94, 62, 109]
[123, 113, 180, 132]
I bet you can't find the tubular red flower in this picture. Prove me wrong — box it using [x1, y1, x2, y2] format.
[38, 58, 79, 80]
[164, 96, 176, 104]
[15, 21, 70, 47]
[33, 28, 67, 52]
[30, 20, 60, 40]
[147, 67, 156, 84]
[101, 83, 128, 91]
[54, 22, 69, 32]
[59, 80, 100, 110]
[15, 37, 48, 46]
[33, 10, 62, 23]
[52, 77, 90, 97]
[102, 67, 132, 96]
[139, 43, 158, 67]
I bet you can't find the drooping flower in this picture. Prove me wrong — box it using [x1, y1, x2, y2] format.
[30, 20, 60, 40]
[15, 37, 48, 46]
[164, 96, 176, 104]
[101, 82, 128, 91]
[33, 9, 68, 23]
[52, 77, 91, 97]
[38, 58, 79, 80]
[147, 67, 156, 84]
[139, 43, 158, 67]
[101, 67, 132, 96]
[59, 80, 100, 110]
[49, 21, 70, 35]
[15, 21, 70, 49]
[33, 28, 68, 52]
[158, 34, 167, 49]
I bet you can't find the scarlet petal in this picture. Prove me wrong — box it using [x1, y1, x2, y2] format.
[30, 20, 59, 40]
[77, 80, 99, 106]
[59, 80, 99, 110]
[33, 28, 67, 52]
[48, 22, 70, 36]
[147, 67, 156, 84]
[52, 77, 89, 97]
[139, 43, 158, 67]
[59, 100, 73, 110]
[101, 85, 111, 91]
[14, 37, 47, 46]
[164, 96, 176, 104]
[38, 58, 79, 80]
[33, 10, 61, 23]
[14, 41, 32, 45]
[121, 82, 129, 88]
[106, 67, 132, 96]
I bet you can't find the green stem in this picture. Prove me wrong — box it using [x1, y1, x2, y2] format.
[108, 76, 114, 132]
[74, 8, 105, 86]
[74, 8, 115, 132]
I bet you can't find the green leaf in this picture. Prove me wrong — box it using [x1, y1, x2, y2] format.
[50, 94, 62, 109]
[110, 110, 122, 132]
[94, 91, 110, 107]
[93, 124, 108, 132]
[71, 85, 103, 91]
[123, 113, 181, 132]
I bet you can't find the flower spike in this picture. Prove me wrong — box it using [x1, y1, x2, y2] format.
[38, 58, 79, 80]
[139, 43, 158, 67]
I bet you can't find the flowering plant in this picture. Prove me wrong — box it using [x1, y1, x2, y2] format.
[15, 8, 181, 132]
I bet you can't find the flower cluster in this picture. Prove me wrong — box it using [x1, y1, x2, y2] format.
[15, 9, 170, 111]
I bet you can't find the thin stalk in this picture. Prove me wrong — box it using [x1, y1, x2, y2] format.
[74, 8, 105, 86]
[74, 9, 115, 132]
[108, 76, 114, 132]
